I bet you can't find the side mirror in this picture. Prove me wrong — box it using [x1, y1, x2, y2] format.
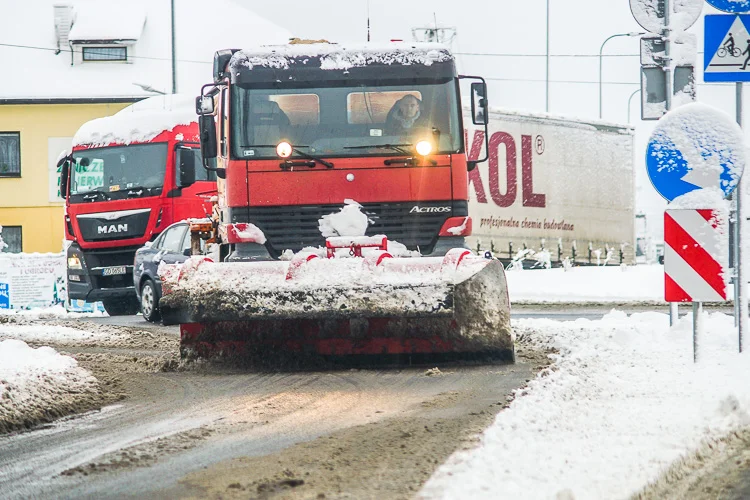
[196, 95, 215, 115]
[183, 248, 192, 257]
[177, 147, 196, 188]
[199, 115, 218, 160]
[467, 160, 478, 172]
[470, 82, 488, 125]
[57, 156, 71, 197]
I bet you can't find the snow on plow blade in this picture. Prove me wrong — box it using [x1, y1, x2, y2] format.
[159, 249, 513, 361]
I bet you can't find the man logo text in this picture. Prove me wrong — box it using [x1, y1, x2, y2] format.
[97, 224, 128, 234]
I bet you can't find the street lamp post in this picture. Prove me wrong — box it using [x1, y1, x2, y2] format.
[599, 32, 644, 119]
[627, 88, 641, 123]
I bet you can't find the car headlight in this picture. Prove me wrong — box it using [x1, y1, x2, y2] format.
[68, 255, 83, 270]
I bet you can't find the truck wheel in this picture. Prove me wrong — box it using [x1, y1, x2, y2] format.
[141, 279, 160, 323]
[102, 297, 140, 316]
[140, 279, 161, 323]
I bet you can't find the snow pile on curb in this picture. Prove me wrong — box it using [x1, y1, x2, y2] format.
[0, 322, 122, 345]
[0, 339, 99, 434]
[505, 264, 667, 303]
[0, 305, 105, 320]
[421, 311, 750, 499]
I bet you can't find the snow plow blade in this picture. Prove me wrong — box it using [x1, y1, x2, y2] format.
[159, 249, 513, 362]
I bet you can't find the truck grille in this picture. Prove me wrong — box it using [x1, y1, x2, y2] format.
[236, 201, 464, 257]
[76, 209, 151, 242]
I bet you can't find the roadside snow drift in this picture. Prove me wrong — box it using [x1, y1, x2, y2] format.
[421, 311, 750, 499]
[0, 339, 99, 434]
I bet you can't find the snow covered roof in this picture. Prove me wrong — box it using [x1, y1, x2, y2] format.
[0, 0, 292, 101]
[68, 5, 146, 43]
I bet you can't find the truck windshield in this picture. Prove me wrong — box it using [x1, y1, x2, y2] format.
[70, 144, 168, 201]
[230, 80, 462, 160]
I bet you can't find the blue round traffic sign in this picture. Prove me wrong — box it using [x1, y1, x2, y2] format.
[706, 0, 750, 13]
[646, 102, 746, 202]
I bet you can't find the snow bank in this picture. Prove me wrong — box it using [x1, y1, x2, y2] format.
[0, 305, 104, 320]
[505, 264, 667, 303]
[0, 322, 119, 345]
[422, 311, 750, 499]
[0, 339, 99, 434]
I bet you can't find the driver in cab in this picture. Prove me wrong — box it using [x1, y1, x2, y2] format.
[385, 95, 429, 136]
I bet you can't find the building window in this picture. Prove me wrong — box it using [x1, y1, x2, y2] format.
[0, 226, 22, 253]
[82, 46, 127, 62]
[0, 132, 20, 177]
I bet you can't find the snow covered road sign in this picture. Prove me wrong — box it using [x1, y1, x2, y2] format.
[630, 0, 703, 33]
[665, 209, 727, 302]
[646, 103, 745, 201]
[704, 14, 750, 81]
[705, 0, 750, 13]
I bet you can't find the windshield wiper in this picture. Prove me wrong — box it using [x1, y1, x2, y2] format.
[288, 147, 333, 168]
[124, 186, 156, 197]
[80, 191, 110, 201]
[344, 143, 413, 155]
[249, 144, 334, 168]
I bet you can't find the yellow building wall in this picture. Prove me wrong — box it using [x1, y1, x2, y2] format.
[0, 103, 131, 253]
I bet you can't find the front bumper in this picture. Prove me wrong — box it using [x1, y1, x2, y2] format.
[67, 243, 138, 302]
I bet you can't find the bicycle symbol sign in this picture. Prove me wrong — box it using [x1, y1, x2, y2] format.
[704, 14, 750, 82]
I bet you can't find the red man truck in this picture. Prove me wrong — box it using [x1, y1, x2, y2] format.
[58, 95, 217, 316]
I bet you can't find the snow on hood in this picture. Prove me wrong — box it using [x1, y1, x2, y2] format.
[72, 94, 196, 147]
[230, 42, 453, 73]
[318, 199, 370, 238]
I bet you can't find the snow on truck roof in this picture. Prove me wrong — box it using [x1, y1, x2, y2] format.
[72, 94, 197, 147]
[229, 43, 454, 72]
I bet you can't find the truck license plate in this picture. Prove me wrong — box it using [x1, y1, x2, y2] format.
[102, 266, 127, 276]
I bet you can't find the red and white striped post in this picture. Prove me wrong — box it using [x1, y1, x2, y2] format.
[665, 208, 729, 362]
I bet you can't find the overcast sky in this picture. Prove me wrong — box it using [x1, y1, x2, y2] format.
[239, 0, 742, 237]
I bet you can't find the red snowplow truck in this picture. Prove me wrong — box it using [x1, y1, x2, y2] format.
[59, 96, 217, 316]
[160, 44, 513, 361]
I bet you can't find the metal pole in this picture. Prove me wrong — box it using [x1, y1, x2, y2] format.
[666, 0, 676, 325]
[171, 0, 177, 94]
[627, 88, 640, 123]
[693, 301, 702, 363]
[599, 33, 643, 120]
[545, 0, 550, 112]
[664, 0, 672, 111]
[737, 82, 747, 352]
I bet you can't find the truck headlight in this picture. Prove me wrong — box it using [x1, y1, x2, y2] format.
[68, 255, 83, 270]
[415, 140, 433, 156]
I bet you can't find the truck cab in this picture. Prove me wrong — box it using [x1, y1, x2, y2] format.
[59, 96, 217, 315]
[196, 43, 488, 262]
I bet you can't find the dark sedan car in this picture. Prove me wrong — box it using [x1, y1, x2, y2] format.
[133, 221, 194, 322]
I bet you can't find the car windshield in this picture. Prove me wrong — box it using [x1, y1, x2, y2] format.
[230, 80, 461, 159]
[70, 143, 168, 200]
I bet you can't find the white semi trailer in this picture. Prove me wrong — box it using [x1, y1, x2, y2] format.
[465, 108, 635, 266]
